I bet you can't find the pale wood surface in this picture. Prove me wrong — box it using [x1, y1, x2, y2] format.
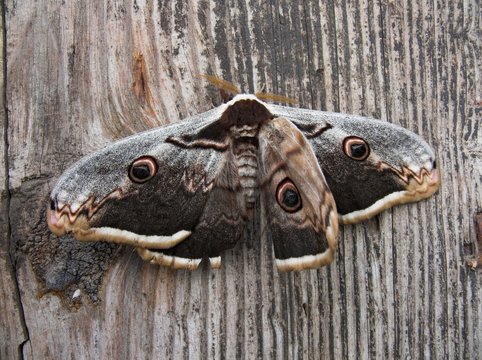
[1, 0, 481, 359]
[0, 2, 28, 358]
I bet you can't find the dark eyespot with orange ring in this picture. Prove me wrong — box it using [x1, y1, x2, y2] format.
[128, 156, 158, 183]
[343, 136, 370, 161]
[276, 179, 302, 213]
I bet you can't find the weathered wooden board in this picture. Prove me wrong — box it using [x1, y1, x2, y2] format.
[0, 3, 29, 359]
[1, 0, 480, 359]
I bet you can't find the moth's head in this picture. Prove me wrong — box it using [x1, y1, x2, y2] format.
[313, 116, 440, 224]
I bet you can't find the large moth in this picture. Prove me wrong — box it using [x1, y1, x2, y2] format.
[48, 93, 440, 271]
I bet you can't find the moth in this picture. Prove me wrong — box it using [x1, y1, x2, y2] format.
[48, 93, 440, 271]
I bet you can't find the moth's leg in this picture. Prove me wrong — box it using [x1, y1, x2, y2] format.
[136, 248, 201, 270]
[137, 249, 222, 270]
[72, 227, 191, 249]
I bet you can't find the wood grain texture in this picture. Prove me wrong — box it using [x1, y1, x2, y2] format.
[2, 0, 481, 359]
[0, 2, 28, 358]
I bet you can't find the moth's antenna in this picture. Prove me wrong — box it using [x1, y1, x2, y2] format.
[198, 74, 297, 105]
[197, 74, 241, 95]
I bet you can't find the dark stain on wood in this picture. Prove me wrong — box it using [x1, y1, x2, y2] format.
[133, 51, 154, 115]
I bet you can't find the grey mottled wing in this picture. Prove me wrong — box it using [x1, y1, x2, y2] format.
[49, 106, 245, 270]
[267, 104, 439, 224]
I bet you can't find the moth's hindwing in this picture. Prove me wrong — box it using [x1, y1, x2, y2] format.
[138, 149, 247, 269]
[258, 117, 338, 271]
